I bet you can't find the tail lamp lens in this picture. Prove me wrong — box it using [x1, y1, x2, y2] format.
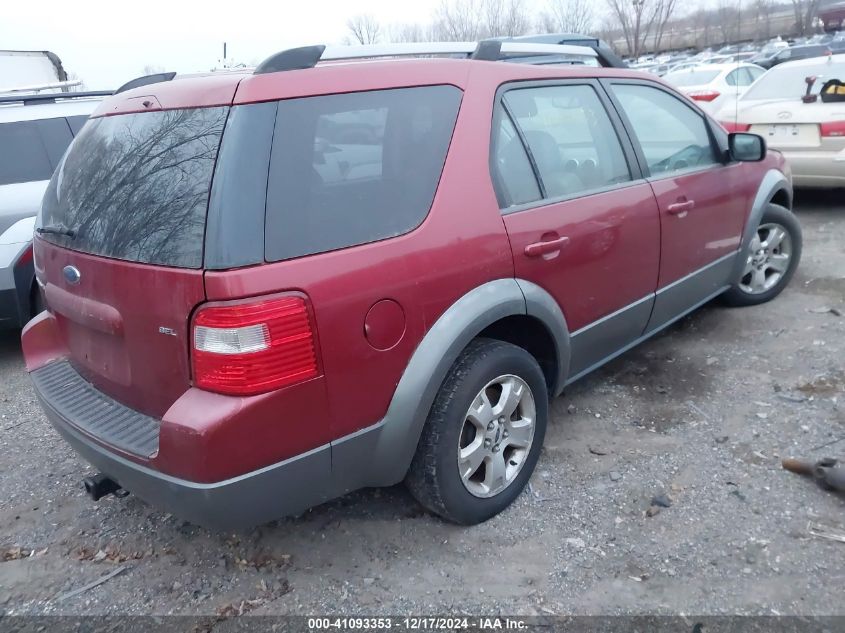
[192, 295, 319, 396]
[721, 122, 751, 133]
[688, 90, 720, 102]
[820, 121, 845, 137]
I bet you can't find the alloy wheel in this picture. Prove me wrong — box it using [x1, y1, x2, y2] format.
[457, 375, 536, 498]
[739, 222, 793, 295]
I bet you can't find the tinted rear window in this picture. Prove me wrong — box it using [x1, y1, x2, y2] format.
[0, 118, 73, 186]
[265, 86, 462, 262]
[40, 107, 228, 268]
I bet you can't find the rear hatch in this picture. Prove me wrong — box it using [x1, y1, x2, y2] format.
[740, 100, 845, 150]
[34, 95, 231, 418]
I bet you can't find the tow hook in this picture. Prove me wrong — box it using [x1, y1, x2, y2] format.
[82, 473, 129, 501]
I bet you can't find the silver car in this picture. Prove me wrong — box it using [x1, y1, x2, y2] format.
[0, 91, 104, 328]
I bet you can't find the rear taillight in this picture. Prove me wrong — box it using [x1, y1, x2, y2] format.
[820, 121, 845, 137]
[192, 295, 319, 396]
[688, 90, 721, 102]
[720, 122, 751, 133]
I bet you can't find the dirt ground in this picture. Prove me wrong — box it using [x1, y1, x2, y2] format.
[0, 191, 843, 618]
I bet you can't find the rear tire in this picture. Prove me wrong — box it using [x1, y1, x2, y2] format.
[722, 203, 802, 307]
[405, 338, 548, 525]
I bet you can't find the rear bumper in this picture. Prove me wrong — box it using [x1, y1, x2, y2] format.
[780, 149, 845, 188]
[33, 371, 334, 529]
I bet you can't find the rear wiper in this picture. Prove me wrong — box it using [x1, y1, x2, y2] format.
[36, 225, 76, 238]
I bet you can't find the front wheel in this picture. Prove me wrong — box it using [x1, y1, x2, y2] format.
[722, 203, 802, 307]
[405, 338, 548, 525]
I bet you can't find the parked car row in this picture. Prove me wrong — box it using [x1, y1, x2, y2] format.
[630, 31, 845, 77]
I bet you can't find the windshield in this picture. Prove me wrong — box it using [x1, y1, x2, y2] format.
[664, 69, 721, 87]
[39, 106, 228, 268]
[742, 59, 845, 101]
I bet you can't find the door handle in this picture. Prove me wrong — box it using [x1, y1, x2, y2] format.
[524, 236, 570, 258]
[668, 199, 695, 215]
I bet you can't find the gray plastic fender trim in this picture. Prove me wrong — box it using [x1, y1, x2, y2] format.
[515, 279, 571, 397]
[350, 278, 570, 487]
[730, 169, 792, 283]
[364, 279, 526, 486]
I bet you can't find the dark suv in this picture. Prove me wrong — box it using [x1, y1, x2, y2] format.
[22, 42, 800, 528]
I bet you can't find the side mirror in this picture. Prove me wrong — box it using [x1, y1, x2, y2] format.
[729, 132, 766, 162]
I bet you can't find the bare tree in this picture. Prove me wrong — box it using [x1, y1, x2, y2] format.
[717, 0, 742, 43]
[346, 13, 382, 45]
[653, 0, 682, 51]
[605, 0, 662, 59]
[537, 0, 595, 34]
[66, 71, 87, 92]
[483, 0, 531, 37]
[752, 0, 775, 40]
[390, 22, 429, 43]
[790, 0, 822, 36]
[431, 0, 485, 40]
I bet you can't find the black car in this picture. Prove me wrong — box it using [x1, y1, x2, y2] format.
[758, 45, 832, 69]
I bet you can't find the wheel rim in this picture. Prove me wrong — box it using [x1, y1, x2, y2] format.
[457, 374, 536, 499]
[739, 222, 793, 295]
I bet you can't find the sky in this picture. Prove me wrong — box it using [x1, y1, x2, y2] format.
[0, 0, 446, 89]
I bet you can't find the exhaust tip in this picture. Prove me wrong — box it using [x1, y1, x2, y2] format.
[82, 473, 124, 501]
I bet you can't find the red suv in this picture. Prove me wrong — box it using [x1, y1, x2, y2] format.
[22, 42, 800, 528]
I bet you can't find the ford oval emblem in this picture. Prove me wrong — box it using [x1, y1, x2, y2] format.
[63, 265, 81, 285]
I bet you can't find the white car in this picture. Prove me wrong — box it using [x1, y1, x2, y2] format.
[662, 63, 766, 114]
[716, 54, 845, 188]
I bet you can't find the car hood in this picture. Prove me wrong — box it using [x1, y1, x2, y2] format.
[0, 180, 48, 237]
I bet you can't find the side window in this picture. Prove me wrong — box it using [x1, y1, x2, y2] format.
[36, 118, 74, 167]
[725, 70, 740, 86]
[611, 83, 718, 176]
[748, 67, 765, 82]
[66, 115, 89, 136]
[502, 84, 632, 200]
[0, 118, 71, 186]
[491, 112, 541, 207]
[265, 86, 462, 262]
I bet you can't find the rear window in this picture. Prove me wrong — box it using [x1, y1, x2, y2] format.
[663, 69, 721, 87]
[264, 85, 462, 262]
[743, 59, 845, 100]
[40, 106, 228, 268]
[0, 118, 73, 186]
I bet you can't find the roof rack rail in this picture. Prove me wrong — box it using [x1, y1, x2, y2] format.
[115, 71, 177, 94]
[507, 35, 627, 68]
[0, 80, 83, 94]
[0, 90, 113, 106]
[253, 40, 613, 75]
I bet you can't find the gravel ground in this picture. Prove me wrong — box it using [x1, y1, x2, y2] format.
[0, 191, 843, 618]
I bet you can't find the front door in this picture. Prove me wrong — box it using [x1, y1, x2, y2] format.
[605, 80, 748, 332]
[492, 81, 661, 381]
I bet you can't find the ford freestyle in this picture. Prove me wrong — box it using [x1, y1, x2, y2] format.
[21, 41, 800, 528]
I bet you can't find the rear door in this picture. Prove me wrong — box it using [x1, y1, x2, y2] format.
[35, 105, 229, 418]
[605, 80, 748, 332]
[492, 81, 661, 380]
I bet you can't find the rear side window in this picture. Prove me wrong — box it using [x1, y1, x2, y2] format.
[501, 84, 632, 200]
[265, 86, 462, 262]
[492, 113, 541, 207]
[40, 107, 227, 268]
[0, 118, 72, 186]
